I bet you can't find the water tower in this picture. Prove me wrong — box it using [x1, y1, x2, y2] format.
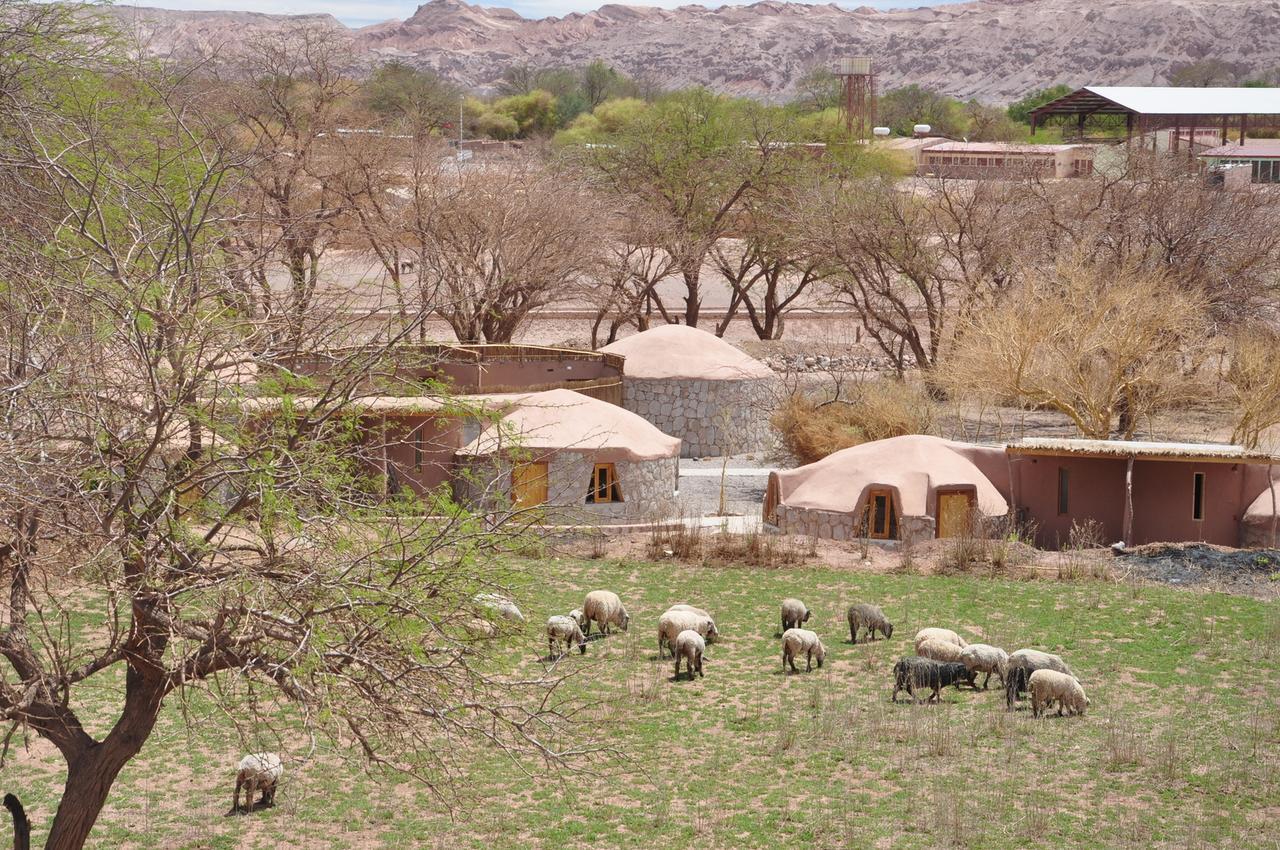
[837, 56, 875, 138]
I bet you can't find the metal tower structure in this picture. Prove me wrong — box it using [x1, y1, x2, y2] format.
[838, 57, 875, 138]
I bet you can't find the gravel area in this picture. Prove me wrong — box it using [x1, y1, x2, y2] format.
[676, 452, 774, 521]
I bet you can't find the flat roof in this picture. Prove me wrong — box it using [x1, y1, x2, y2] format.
[1032, 86, 1280, 119]
[1007, 438, 1280, 464]
[922, 142, 1087, 154]
[1200, 141, 1280, 159]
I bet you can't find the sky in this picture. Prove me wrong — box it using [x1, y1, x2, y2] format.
[120, 0, 966, 28]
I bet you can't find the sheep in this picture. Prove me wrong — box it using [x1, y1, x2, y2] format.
[780, 598, 811, 633]
[582, 590, 630, 636]
[1005, 649, 1076, 710]
[229, 752, 283, 815]
[546, 615, 587, 658]
[665, 604, 711, 618]
[474, 592, 524, 623]
[781, 628, 826, 673]
[568, 608, 587, 630]
[891, 657, 976, 703]
[657, 610, 718, 658]
[1029, 669, 1090, 718]
[916, 637, 967, 664]
[673, 629, 705, 680]
[847, 603, 894, 644]
[913, 628, 967, 652]
[959, 643, 1009, 690]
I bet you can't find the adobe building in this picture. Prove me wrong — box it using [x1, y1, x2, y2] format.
[453, 389, 681, 524]
[601, 324, 775, 458]
[917, 142, 1096, 179]
[764, 435, 1010, 541]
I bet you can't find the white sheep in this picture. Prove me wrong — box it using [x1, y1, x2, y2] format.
[673, 629, 705, 680]
[959, 643, 1009, 689]
[229, 752, 282, 815]
[657, 610, 718, 658]
[475, 592, 525, 623]
[1029, 669, 1090, 718]
[781, 628, 826, 673]
[546, 615, 587, 658]
[568, 608, 587, 630]
[1005, 648, 1077, 709]
[582, 590, 630, 636]
[780, 598, 811, 633]
[914, 628, 968, 651]
[916, 637, 967, 664]
[665, 604, 711, 618]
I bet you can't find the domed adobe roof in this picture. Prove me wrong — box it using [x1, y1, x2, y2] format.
[601, 324, 773, 381]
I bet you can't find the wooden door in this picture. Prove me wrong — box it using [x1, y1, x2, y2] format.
[511, 462, 548, 510]
[867, 490, 896, 540]
[936, 490, 975, 539]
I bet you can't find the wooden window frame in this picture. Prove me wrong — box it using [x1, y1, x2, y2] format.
[413, 426, 424, 472]
[587, 463, 623, 504]
[866, 489, 895, 540]
[1192, 471, 1205, 521]
[1057, 467, 1070, 516]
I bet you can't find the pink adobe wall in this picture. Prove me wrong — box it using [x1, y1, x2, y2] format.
[1013, 455, 1126, 548]
[361, 413, 465, 496]
[476, 358, 619, 389]
[1129, 460, 1243, 546]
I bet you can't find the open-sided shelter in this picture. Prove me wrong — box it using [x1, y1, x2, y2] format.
[1029, 86, 1280, 146]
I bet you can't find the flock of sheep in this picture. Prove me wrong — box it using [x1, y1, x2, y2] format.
[544, 592, 1091, 717]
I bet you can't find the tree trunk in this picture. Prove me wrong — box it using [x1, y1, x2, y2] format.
[44, 747, 132, 850]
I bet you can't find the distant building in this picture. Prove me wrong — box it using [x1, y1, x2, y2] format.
[1199, 140, 1280, 187]
[917, 142, 1095, 179]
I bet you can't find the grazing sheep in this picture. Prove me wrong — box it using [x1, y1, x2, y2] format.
[673, 629, 705, 680]
[847, 603, 894, 644]
[568, 608, 587, 630]
[665, 604, 711, 618]
[913, 628, 967, 651]
[781, 628, 826, 673]
[474, 592, 525, 623]
[959, 643, 1009, 690]
[1029, 669, 1090, 718]
[229, 752, 283, 815]
[657, 610, 718, 658]
[780, 598, 812, 633]
[1005, 649, 1076, 710]
[916, 637, 967, 664]
[582, 590, 630, 636]
[891, 657, 977, 703]
[546, 615, 587, 658]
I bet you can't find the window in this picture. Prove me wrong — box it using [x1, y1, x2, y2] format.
[413, 426, 424, 471]
[1057, 467, 1070, 515]
[1193, 472, 1205, 521]
[586, 463, 623, 504]
[866, 489, 897, 540]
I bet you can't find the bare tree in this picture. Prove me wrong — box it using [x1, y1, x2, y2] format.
[1224, 323, 1280, 449]
[940, 258, 1208, 439]
[586, 208, 679, 348]
[0, 28, 591, 850]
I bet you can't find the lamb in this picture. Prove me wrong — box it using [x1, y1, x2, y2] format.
[546, 615, 587, 658]
[673, 629, 706, 680]
[959, 643, 1009, 690]
[913, 628, 967, 651]
[474, 592, 524, 623]
[229, 752, 283, 815]
[582, 590, 630, 636]
[846, 603, 894, 644]
[916, 637, 967, 664]
[1029, 669, 1090, 718]
[781, 628, 826, 673]
[891, 657, 976, 703]
[657, 610, 718, 658]
[780, 598, 812, 633]
[1005, 648, 1076, 709]
[568, 608, 587, 630]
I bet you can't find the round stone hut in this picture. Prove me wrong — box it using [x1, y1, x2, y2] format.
[601, 324, 775, 458]
[764, 434, 1010, 541]
[454, 389, 680, 524]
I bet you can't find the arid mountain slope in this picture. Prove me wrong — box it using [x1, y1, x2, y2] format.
[107, 0, 1280, 102]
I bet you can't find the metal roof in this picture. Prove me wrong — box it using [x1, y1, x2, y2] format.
[1032, 86, 1280, 119]
[922, 141, 1086, 153]
[1006, 438, 1280, 464]
[1200, 141, 1280, 159]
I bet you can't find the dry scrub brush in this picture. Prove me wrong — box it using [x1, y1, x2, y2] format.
[939, 257, 1208, 440]
[771, 379, 937, 464]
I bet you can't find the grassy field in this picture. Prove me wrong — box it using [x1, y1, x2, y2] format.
[6, 552, 1279, 849]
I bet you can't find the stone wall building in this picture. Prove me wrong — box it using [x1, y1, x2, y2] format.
[602, 324, 775, 458]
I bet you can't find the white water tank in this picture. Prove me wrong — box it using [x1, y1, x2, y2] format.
[838, 57, 873, 76]
[913, 124, 932, 136]
[872, 126, 891, 137]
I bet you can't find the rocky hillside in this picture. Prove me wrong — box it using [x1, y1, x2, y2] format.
[107, 0, 1280, 102]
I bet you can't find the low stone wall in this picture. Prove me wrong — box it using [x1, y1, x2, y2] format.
[455, 452, 679, 526]
[623, 377, 775, 458]
[772, 505, 936, 542]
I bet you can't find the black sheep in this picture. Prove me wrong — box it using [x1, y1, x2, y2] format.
[891, 656, 977, 703]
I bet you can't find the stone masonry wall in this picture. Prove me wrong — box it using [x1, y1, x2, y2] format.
[772, 505, 936, 542]
[455, 452, 679, 526]
[623, 377, 775, 458]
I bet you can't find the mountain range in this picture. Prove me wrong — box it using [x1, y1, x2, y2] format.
[107, 0, 1280, 103]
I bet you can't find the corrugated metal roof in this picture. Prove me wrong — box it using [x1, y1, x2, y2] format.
[1007, 438, 1280, 464]
[923, 141, 1086, 153]
[1200, 141, 1280, 159]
